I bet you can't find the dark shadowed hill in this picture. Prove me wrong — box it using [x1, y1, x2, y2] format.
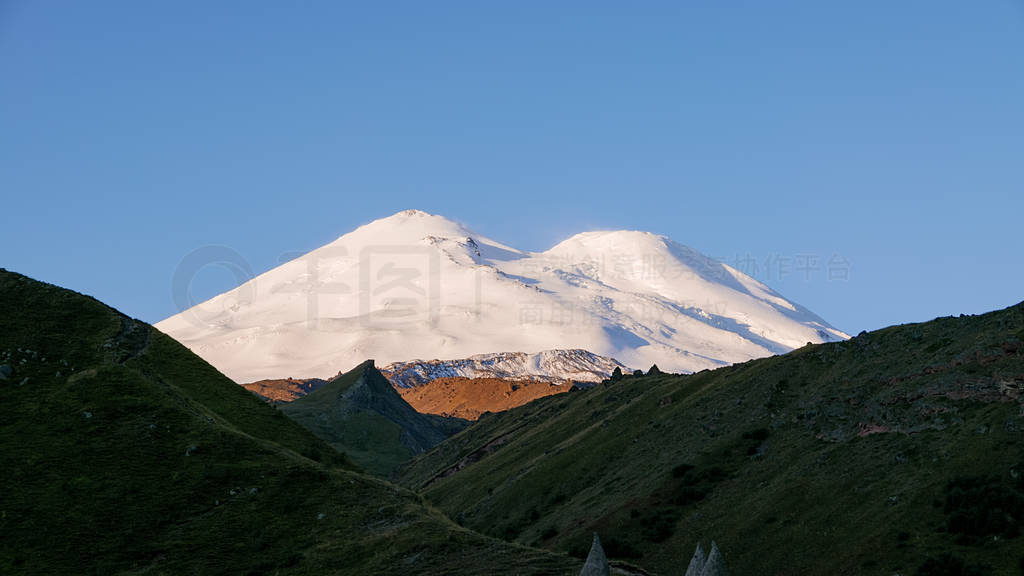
[281, 360, 468, 477]
[0, 269, 577, 575]
[399, 302, 1024, 575]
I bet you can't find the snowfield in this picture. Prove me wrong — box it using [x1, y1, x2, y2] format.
[156, 210, 848, 382]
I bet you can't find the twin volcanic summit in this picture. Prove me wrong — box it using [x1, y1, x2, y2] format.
[157, 209, 848, 384]
[5, 215, 1023, 575]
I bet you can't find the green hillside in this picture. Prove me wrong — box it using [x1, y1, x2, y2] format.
[399, 303, 1024, 575]
[0, 269, 578, 575]
[281, 360, 468, 476]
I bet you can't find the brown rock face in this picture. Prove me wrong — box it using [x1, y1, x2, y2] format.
[242, 371, 575, 420]
[241, 377, 329, 403]
[395, 376, 570, 420]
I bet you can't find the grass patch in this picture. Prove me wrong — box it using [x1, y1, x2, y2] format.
[943, 475, 1024, 543]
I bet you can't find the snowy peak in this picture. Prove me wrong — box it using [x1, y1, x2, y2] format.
[344, 209, 469, 240]
[547, 229, 668, 255]
[319, 209, 523, 265]
[156, 210, 848, 383]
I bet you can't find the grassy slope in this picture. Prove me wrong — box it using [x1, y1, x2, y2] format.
[399, 303, 1024, 575]
[282, 360, 468, 477]
[0, 269, 577, 575]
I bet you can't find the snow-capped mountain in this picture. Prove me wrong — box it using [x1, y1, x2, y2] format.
[381, 349, 628, 388]
[156, 209, 848, 383]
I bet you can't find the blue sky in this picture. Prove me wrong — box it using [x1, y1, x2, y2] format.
[1, 1, 1022, 335]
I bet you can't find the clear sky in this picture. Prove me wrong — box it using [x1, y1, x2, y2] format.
[1, 1, 1022, 335]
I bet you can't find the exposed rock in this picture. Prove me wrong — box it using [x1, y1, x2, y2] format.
[240, 377, 329, 403]
[570, 380, 597, 392]
[382, 349, 628, 388]
[395, 376, 567, 420]
[579, 533, 610, 576]
[684, 542, 706, 576]
[0, 364, 11, 379]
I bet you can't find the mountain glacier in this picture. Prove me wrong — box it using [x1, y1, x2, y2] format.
[156, 209, 848, 382]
